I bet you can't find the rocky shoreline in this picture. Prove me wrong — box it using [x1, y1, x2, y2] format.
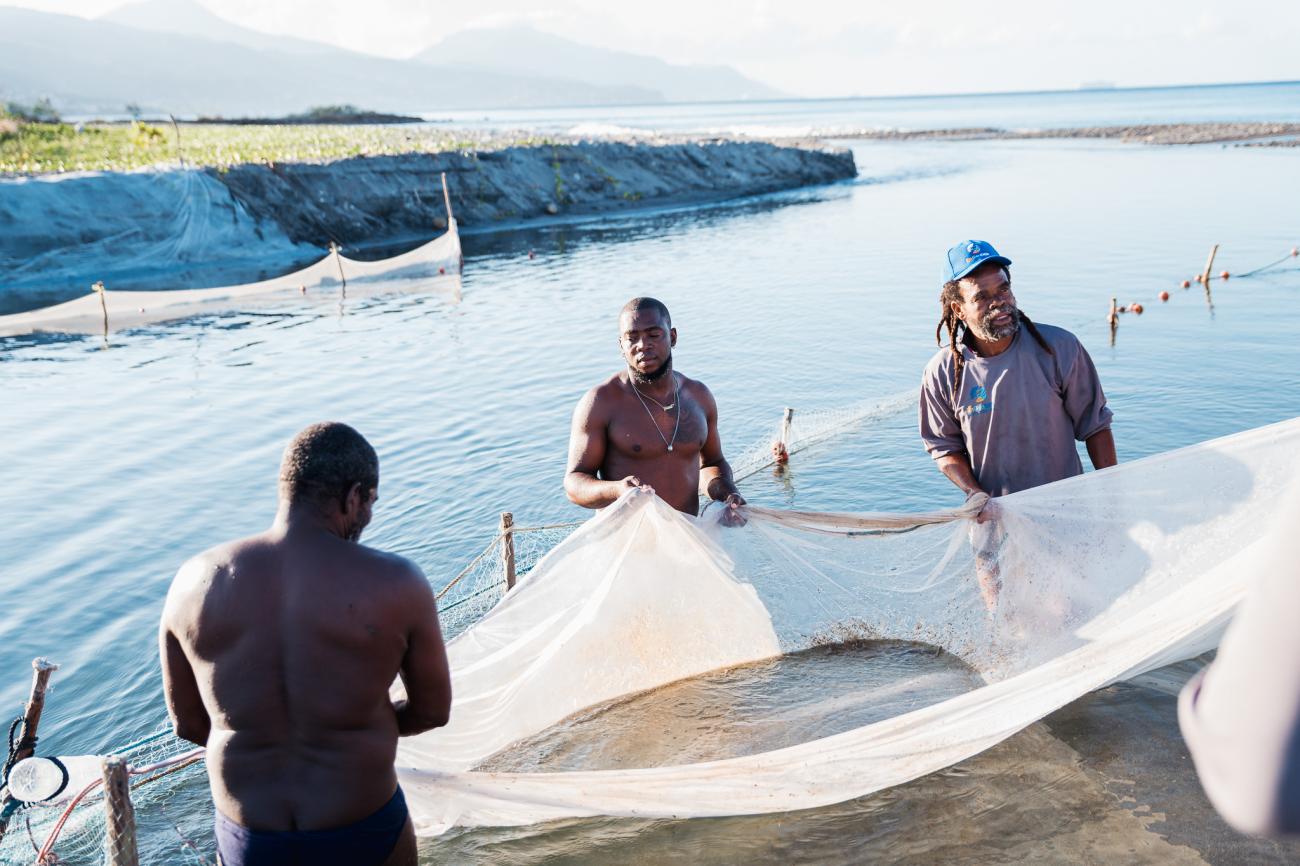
[0, 139, 855, 313]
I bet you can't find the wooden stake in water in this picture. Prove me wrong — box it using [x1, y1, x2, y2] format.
[441, 171, 455, 227]
[329, 241, 348, 298]
[773, 407, 794, 464]
[16, 658, 57, 764]
[168, 113, 185, 170]
[499, 512, 517, 590]
[102, 755, 139, 866]
[0, 658, 60, 845]
[1199, 244, 1220, 288]
[93, 281, 108, 338]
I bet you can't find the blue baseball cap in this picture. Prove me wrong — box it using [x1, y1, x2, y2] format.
[943, 240, 1012, 283]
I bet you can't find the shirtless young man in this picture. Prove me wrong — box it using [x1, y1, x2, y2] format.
[565, 297, 745, 520]
[160, 423, 451, 866]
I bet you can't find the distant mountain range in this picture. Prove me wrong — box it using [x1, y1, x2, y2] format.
[415, 27, 782, 104]
[0, 1, 781, 117]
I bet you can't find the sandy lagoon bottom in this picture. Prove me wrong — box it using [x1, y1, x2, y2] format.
[424, 644, 1300, 865]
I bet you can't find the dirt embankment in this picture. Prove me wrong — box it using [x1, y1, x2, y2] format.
[0, 139, 855, 312]
[213, 139, 857, 247]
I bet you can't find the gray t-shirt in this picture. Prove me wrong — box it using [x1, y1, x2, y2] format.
[918, 322, 1112, 496]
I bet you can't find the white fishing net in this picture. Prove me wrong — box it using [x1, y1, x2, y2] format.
[0, 728, 206, 865]
[395, 416, 1300, 834]
[0, 222, 462, 338]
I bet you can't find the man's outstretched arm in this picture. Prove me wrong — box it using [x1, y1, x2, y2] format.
[1085, 428, 1117, 470]
[393, 564, 452, 736]
[159, 567, 212, 746]
[697, 385, 742, 504]
[564, 387, 641, 508]
[696, 385, 745, 526]
[935, 452, 996, 524]
[935, 451, 984, 498]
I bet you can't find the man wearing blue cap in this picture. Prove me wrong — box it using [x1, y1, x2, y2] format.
[919, 241, 1116, 601]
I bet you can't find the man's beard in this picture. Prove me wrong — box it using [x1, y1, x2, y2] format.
[630, 354, 672, 385]
[969, 307, 1020, 342]
[344, 517, 367, 543]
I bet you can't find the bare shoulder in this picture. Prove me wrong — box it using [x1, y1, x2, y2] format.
[678, 374, 717, 411]
[162, 536, 260, 625]
[575, 372, 627, 417]
[353, 544, 433, 602]
[591, 372, 628, 401]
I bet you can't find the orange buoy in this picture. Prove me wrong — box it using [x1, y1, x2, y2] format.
[1131, 303, 1144, 314]
[1194, 273, 1203, 283]
[1180, 280, 1190, 288]
[1159, 291, 1170, 301]
[1220, 270, 1230, 280]
[771, 441, 789, 464]
[438, 266, 446, 275]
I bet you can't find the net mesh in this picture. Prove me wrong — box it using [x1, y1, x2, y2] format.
[0, 729, 208, 865]
[0, 222, 462, 338]
[394, 416, 1300, 833]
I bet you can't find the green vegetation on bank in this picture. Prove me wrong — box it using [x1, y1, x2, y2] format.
[198, 104, 424, 125]
[0, 120, 551, 175]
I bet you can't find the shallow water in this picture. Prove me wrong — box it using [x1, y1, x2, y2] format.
[3, 121, 1300, 862]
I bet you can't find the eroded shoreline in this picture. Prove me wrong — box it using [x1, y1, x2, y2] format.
[0, 138, 855, 313]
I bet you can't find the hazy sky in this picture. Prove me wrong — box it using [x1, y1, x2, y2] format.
[13, 0, 1300, 97]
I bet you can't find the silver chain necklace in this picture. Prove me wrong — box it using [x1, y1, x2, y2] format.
[631, 375, 681, 452]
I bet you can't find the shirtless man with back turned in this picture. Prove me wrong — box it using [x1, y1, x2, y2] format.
[160, 422, 452, 866]
[565, 297, 745, 520]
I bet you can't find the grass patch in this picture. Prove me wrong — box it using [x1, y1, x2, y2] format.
[0, 122, 560, 176]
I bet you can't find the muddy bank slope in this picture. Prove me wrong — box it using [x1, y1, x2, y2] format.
[0, 139, 855, 313]
[214, 139, 856, 247]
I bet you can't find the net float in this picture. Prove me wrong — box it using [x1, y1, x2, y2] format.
[1159, 291, 1170, 301]
[1181, 280, 1190, 288]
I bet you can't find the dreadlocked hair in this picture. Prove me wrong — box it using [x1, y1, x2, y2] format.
[935, 270, 1053, 391]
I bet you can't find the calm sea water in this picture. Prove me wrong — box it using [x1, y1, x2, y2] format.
[436, 80, 1300, 136]
[3, 88, 1300, 862]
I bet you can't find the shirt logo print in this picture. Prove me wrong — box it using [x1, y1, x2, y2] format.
[964, 384, 993, 417]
